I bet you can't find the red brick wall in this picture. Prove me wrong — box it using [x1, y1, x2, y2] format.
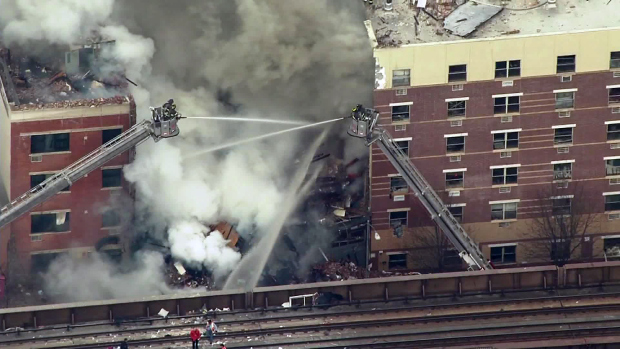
[371, 71, 620, 230]
[5, 109, 134, 265]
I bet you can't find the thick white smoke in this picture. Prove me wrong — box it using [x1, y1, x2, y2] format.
[0, 0, 373, 300]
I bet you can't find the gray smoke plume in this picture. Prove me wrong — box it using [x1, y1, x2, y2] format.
[0, 0, 373, 301]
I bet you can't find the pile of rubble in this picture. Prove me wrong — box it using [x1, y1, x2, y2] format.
[12, 96, 128, 111]
[165, 262, 215, 290]
[313, 261, 422, 281]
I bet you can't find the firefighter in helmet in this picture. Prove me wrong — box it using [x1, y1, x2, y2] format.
[163, 99, 178, 121]
[351, 104, 365, 121]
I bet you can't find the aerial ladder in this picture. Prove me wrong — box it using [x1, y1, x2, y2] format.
[347, 105, 492, 271]
[0, 100, 184, 230]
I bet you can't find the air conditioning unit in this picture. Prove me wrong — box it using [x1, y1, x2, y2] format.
[395, 88, 407, 96]
[500, 151, 512, 158]
[559, 111, 571, 118]
[393, 195, 405, 202]
[609, 213, 620, 220]
[499, 187, 511, 193]
[501, 116, 513, 123]
[561, 75, 572, 83]
[612, 143, 620, 149]
[499, 222, 511, 228]
[501, 80, 514, 87]
[610, 178, 620, 185]
[450, 120, 463, 127]
[557, 147, 570, 153]
[452, 84, 464, 91]
[450, 155, 461, 162]
[394, 124, 406, 131]
[31, 235, 42, 242]
[448, 190, 461, 197]
[612, 107, 620, 114]
[614, 71, 620, 78]
[31, 155, 43, 163]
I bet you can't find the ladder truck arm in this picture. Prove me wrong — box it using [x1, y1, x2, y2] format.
[0, 101, 184, 230]
[347, 105, 492, 271]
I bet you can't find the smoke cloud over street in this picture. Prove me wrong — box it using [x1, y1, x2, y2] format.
[0, 0, 373, 301]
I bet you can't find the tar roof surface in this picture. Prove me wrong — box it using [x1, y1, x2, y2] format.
[369, 0, 620, 47]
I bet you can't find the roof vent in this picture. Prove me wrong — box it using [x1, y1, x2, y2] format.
[547, 0, 557, 9]
[384, 0, 393, 11]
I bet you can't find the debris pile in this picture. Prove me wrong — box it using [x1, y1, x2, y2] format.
[12, 96, 128, 111]
[165, 263, 215, 290]
[313, 261, 422, 281]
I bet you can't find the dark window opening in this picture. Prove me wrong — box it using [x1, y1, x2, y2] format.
[552, 198, 572, 215]
[554, 127, 573, 145]
[102, 128, 122, 145]
[446, 136, 465, 153]
[30, 173, 70, 192]
[390, 176, 408, 192]
[490, 245, 516, 264]
[448, 64, 467, 82]
[102, 210, 121, 228]
[557, 55, 576, 73]
[31, 133, 70, 154]
[492, 167, 518, 186]
[494, 96, 520, 114]
[493, 131, 519, 150]
[605, 194, 620, 212]
[31, 252, 65, 274]
[445, 171, 464, 189]
[447, 100, 466, 118]
[389, 211, 407, 228]
[391, 105, 410, 122]
[448, 206, 463, 223]
[609, 88, 620, 105]
[495, 60, 521, 78]
[612, 52, 620, 69]
[388, 253, 407, 269]
[607, 124, 620, 141]
[102, 168, 122, 188]
[395, 140, 409, 156]
[31, 212, 70, 234]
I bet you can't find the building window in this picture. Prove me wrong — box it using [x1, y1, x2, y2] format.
[102, 128, 122, 145]
[392, 69, 411, 87]
[553, 127, 573, 145]
[490, 245, 516, 264]
[391, 105, 410, 123]
[604, 238, 620, 259]
[607, 159, 620, 176]
[555, 92, 575, 109]
[445, 171, 464, 189]
[605, 194, 620, 212]
[30, 174, 70, 192]
[31, 212, 70, 234]
[492, 167, 518, 186]
[388, 253, 407, 269]
[390, 176, 407, 192]
[389, 211, 408, 228]
[552, 197, 572, 215]
[609, 88, 620, 105]
[553, 162, 573, 180]
[448, 64, 467, 82]
[446, 135, 465, 153]
[608, 124, 620, 141]
[102, 210, 121, 228]
[102, 168, 122, 188]
[611, 52, 620, 69]
[448, 206, 463, 223]
[493, 131, 519, 150]
[31, 133, 70, 154]
[31, 252, 65, 274]
[395, 140, 409, 156]
[493, 96, 520, 114]
[557, 55, 576, 73]
[447, 100, 466, 118]
[491, 202, 518, 221]
[495, 60, 521, 78]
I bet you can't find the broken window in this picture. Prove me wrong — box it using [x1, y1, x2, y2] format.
[392, 69, 411, 87]
[557, 55, 576, 73]
[490, 245, 516, 264]
[31, 173, 70, 192]
[391, 105, 410, 123]
[395, 140, 409, 156]
[447, 100, 466, 118]
[102, 128, 122, 145]
[390, 176, 408, 192]
[448, 64, 467, 82]
[494, 96, 520, 114]
[553, 162, 573, 180]
[555, 92, 575, 109]
[102, 168, 122, 188]
[552, 197, 572, 215]
[102, 210, 121, 228]
[491, 202, 518, 221]
[612, 52, 620, 69]
[388, 253, 407, 269]
[495, 60, 521, 78]
[606, 194, 620, 212]
[492, 167, 518, 186]
[446, 136, 465, 153]
[445, 171, 464, 189]
[608, 124, 620, 141]
[31, 133, 70, 154]
[493, 131, 519, 150]
[609, 88, 620, 105]
[554, 127, 573, 145]
[31, 252, 65, 274]
[389, 211, 407, 228]
[448, 206, 463, 223]
[607, 159, 620, 176]
[31, 212, 70, 234]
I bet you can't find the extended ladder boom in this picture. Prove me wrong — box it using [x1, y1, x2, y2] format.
[0, 102, 183, 230]
[348, 105, 491, 270]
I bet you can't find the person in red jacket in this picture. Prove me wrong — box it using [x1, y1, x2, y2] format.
[190, 328, 202, 349]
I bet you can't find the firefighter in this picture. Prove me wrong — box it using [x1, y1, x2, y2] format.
[163, 99, 178, 120]
[351, 104, 364, 121]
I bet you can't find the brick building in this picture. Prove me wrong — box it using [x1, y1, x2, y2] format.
[366, 1, 620, 271]
[0, 47, 135, 273]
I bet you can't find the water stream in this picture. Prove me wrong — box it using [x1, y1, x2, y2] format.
[185, 116, 308, 126]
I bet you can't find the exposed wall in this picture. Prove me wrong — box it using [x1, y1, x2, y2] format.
[0, 80, 11, 206]
[375, 27, 620, 88]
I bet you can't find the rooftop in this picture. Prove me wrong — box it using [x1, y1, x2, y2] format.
[0, 46, 129, 112]
[369, 0, 620, 47]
